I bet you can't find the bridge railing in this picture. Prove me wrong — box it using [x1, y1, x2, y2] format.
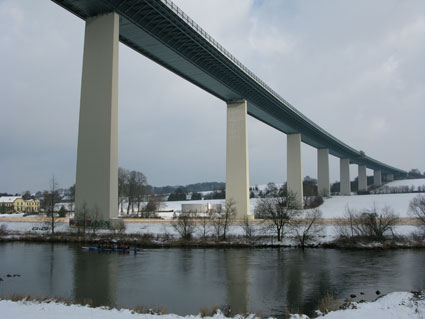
[159, 0, 405, 175]
[160, 0, 300, 114]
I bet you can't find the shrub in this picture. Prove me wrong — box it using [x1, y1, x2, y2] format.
[310, 195, 324, 208]
[317, 293, 339, 315]
[335, 205, 399, 241]
[111, 219, 126, 234]
[409, 194, 425, 228]
[58, 206, 67, 218]
[254, 191, 300, 241]
[0, 224, 8, 235]
[172, 210, 197, 240]
[291, 208, 323, 248]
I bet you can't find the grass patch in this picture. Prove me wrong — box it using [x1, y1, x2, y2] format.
[316, 293, 339, 315]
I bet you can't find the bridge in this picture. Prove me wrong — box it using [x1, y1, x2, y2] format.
[52, 0, 406, 221]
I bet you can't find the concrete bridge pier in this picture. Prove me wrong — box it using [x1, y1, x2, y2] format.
[75, 12, 119, 223]
[340, 158, 351, 195]
[374, 170, 382, 187]
[358, 165, 367, 192]
[225, 100, 250, 219]
[287, 133, 303, 208]
[317, 148, 330, 197]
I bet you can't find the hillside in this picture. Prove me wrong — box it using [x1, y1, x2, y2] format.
[161, 179, 424, 219]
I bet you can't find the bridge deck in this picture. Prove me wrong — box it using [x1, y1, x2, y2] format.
[52, 0, 405, 175]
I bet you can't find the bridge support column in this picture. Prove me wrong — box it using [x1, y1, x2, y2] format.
[317, 148, 330, 197]
[358, 165, 367, 192]
[374, 170, 382, 187]
[287, 133, 303, 208]
[387, 174, 394, 182]
[75, 12, 119, 223]
[340, 158, 351, 195]
[226, 100, 250, 219]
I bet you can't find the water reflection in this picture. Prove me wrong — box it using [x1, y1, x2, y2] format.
[73, 249, 117, 307]
[0, 243, 424, 318]
[287, 250, 303, 311]
[224, 249, 250, 314]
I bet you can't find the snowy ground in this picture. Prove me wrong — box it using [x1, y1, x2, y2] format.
[384, 178, 425, 189]
[1, 187, 423, 243]
[151, 178, 425, 218]
[1, 291, 424, 319]
[0, 213, 25, 218]
[157, 192, 421, 219]
[1, 179, 423, 242]
[303, 291, 425, 319]
[317, 193, 419, 218]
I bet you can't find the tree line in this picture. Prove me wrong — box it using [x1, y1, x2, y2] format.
[118, 168, 162, 217]
[150, 182, 225, 195]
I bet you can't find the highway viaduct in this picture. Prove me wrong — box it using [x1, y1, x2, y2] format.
[52, 0, 406, 222]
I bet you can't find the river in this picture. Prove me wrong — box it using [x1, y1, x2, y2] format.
[0, 243, 424, 317]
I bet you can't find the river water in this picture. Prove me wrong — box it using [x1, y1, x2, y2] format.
[0, 243, 424, 317]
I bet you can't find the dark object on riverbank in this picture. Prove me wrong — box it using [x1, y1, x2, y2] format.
[376, 290, 381, 295]
[350, 294, 356, 298]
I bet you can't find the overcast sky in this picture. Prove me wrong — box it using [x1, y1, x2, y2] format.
[1, 0, 424, 194]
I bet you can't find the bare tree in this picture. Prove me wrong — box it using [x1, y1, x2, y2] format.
[303, 176, 318, 207]
[118, 167, 128, 214]
[126, 170, 147, 215]
[409, 194, 425, 228]
[74, 202, 90, 235]
[172, 210, 197, 240]
[255, 191, 300, 241]
[134, 172, 147, 214]
[43, 176, 61, 234]
[355, 205, 399, 240]
[111, 219, 126, 235]
[198, 210, 212, 241]
[141, 194, 164, 218]
[291, 208, 323, 249]
[211, 199, 237, 240]
[264, 182, 278, 197]
[335, 206, 357, 239]
[68, 184, 75, 213]
[336, 205, 399, 241]
[240, 216, 256, 240]
[90, 206, 103, 235]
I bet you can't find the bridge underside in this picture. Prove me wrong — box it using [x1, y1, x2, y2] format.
[52, 0, 404, 176]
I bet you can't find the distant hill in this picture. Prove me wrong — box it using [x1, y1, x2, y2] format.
[148, 182, 225, 195]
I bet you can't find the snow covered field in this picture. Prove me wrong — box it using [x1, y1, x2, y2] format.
[1, 179, 423, 240]
[2, 192, 416, 221]
[157, 178, 425, 218]
[0, 213, 25, 218]
[385, 178, 425, 189]
[1, 291, 424, 319]
[161, 192, 420, 218]
[317, 193, 419, 218]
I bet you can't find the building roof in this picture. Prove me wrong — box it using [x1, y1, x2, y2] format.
[0, 196, 22, 203]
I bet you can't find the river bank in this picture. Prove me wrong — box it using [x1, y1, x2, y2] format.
[1, 290, 424, 319]
[1, 215, 424, 249]
[0, 228, 424, 249]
